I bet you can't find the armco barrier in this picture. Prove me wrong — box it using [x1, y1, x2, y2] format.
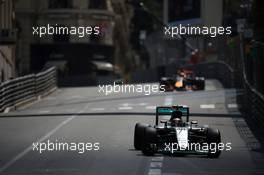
[244, 82, 264, 128]
[241, 42, 264, 128]
[218, 36, 264, 133]
[0, 67, 57, 112]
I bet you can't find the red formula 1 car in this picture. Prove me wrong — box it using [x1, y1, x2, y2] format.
[160, 69, 205, 92]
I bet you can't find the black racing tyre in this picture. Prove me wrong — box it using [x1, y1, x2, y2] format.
[199, 80, 205, 90]
[134, 123, 149, 150]
[141, 127, 157, 156]
[207, 128, 221, 158]
[196, 80, 205, 90]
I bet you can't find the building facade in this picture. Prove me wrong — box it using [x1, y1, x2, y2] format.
[0, 0, 16, 82]
[160, 0, 223, 66]
[15, 0, 117, 75]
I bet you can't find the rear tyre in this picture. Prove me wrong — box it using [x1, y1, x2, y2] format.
[134, 123, 149, 150]
[207, 128, 221, 158]
[141, 127, 157, 156]
[198, 80, 205, 90]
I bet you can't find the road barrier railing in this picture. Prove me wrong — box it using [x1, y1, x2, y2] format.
[218, 36, 264, 129]
[244, 80, 264, 128]
[0, 67, 57, 112]
[241, 41, 264, 128]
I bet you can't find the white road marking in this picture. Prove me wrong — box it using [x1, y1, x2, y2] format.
[37, 110, 51, 114]
[121, 103, 148, 107]
[0, 116, 75, 173]
[118, 106, 133, 110]
[90, 108, 105, 111]
[0, 106, 89, 173]
[228, 104, 238, 108]
[148, 169, 161, 175]
[145, 106, 156, 110]
[200, 104, 215, 109]
[150, 162, 162, 168]
[139, 103, 148, 106]
[147, 97, 173, 175]
[151, 157, 164, 161]
[164, 96, 173, 106]
[121, 103, 130, 107]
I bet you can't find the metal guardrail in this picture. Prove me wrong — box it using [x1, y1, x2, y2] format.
[241, 41, 264, 128]
[0, 67, 57, 112]
[244, 81, 264, 128]
[218, 35, 264, 128]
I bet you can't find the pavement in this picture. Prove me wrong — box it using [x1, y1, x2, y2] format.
[0, 79, 264, 175]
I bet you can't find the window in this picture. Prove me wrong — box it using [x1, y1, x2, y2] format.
[168, 0, 200, 22]
[89, 0, 106, 9]
[48, 0, 72, 9]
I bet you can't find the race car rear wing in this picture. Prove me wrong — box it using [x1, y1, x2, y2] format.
[155, 106, 189, 125]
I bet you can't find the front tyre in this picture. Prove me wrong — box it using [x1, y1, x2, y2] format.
[141, 127, 157, 156]
[207, 128, 221, 158]
[134, 123, 149, 150]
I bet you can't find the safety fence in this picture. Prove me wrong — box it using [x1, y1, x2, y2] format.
[218, 35, 264, 128]
[0, 67, 57, 112]
[242, 42, 264, 128]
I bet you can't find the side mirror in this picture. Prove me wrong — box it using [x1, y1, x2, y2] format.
[160, 120, 167, 124]
[191, 121, 198, 125]
[160, 120, 168, 127]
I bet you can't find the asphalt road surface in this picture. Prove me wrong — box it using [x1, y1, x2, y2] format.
[0, 79, 264, 175]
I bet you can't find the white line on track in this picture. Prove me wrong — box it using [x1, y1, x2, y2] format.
[150, 162, 163, 168]
[121, 103, 130, 106]
[145, 106, 156, 110]
[121, 103, 148, 107]
[139, 103, 148, 106]
[164, 96, 173, 106]
[0, 106, 89, 173]
[200, 104, 215, 109]
[151, 157, 164, 161]
[90, 108, 105, 111]
[37, 110, 51, 114]
[146, 97, 172, 175]
[118, 106, 133, 110]
[148, 157, 164, 175]
[228, 104, 238, 108]
[148, 168, 162, 175]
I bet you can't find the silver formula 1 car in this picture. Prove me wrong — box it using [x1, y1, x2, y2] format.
[134, 106, 221, 158]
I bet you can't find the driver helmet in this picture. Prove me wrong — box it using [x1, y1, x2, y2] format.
[170, 110, 182, 121]
[170, 110, 182, 126]
[171, 118, 182, 127]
